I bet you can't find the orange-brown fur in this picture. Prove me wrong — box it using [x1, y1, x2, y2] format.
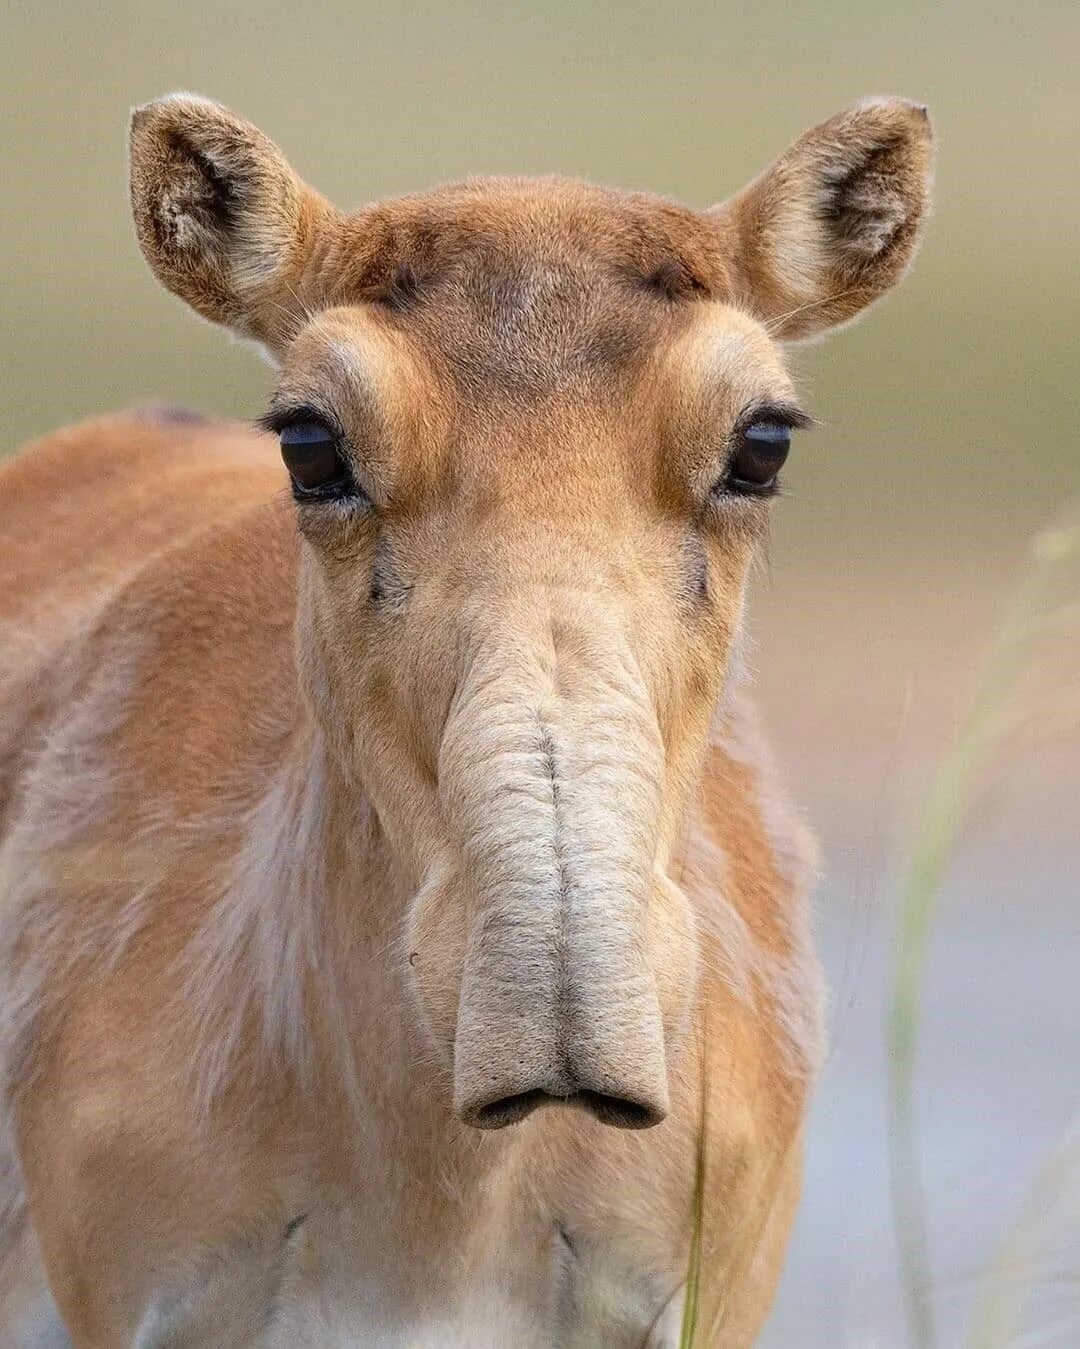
[0, 96, 931, 1346]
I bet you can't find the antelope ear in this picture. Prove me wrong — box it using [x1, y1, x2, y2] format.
[129, 94, 337, 349]
[709, 98, 934, 340]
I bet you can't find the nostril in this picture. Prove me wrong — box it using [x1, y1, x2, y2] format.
[576, 1090, 663, 1129]
[462, 1088, 665, 1131]
[467, 1089, 548, 1129]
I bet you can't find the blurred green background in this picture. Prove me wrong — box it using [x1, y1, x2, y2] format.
[3, 1, 1078, 1343]
[3, 0, 1077, 819]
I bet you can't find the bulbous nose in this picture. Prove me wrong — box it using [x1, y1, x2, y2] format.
[432, 602, 687, 1133]
[452, 914, 670, 1131]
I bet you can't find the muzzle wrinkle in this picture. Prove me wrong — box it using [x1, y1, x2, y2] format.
[428, 616, 675, 1128]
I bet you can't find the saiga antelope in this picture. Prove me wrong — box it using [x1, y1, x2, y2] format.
[0, 95, 932, 1346]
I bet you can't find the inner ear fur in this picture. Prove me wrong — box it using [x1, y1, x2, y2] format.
[129, 94, 338, 346]
[710, 98, 934, 340]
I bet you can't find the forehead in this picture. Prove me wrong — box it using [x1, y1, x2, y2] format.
[278, 179, 798, 487]
[312, 177, 750, 398]
[348, 176, 734, 293]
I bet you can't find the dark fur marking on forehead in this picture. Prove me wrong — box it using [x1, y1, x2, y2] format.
[368, 263, 425, 314]
[639, 257, 710, 302]
[328, 183, 737, 400]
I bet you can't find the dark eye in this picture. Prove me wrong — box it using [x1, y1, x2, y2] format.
[279, 419, 350, 495]
[724, 420, 792, 495]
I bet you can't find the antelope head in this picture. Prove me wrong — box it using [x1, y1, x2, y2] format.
[130, 95, 932, 1129]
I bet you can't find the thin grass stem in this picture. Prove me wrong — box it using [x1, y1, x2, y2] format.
[680, 1031, 709, 1347]
[887, 510, 1079, 1349]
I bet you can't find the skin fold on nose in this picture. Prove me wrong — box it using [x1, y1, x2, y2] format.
[438, 628, 675, 1130]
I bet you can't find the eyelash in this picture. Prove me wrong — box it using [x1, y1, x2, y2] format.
[257, 404, 343, 440]
[731, 402, 812, 438]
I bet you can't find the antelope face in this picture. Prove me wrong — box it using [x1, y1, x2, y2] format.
[131, 96, 932, 1129]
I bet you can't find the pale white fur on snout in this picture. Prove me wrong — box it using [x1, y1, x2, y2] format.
[429, 616, 682, 1127]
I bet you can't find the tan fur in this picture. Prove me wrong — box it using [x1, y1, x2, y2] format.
[0, 97, 931, 1346]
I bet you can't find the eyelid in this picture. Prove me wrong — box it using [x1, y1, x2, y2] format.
[256, 402, 347, 442]
[734, 400, 815, 434]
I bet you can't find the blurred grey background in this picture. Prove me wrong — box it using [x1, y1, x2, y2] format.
[3, 1, 1078, 1342]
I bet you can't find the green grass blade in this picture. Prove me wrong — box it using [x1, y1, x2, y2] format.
[679, 1037, 709, 1348]
[887, 511, 1079, 1349]
[966, 1123, 1080, 1349]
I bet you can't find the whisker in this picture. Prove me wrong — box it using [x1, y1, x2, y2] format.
[762, 287, 862, 336]
[281, 278, 319, 327]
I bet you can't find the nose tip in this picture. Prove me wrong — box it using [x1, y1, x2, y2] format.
[462, 1086, 666, 1131]
[453, 993, 672, 1132]
[449, 873, 674, 1136]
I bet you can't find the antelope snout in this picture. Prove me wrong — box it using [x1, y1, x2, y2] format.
[452, 921, 670, 1130]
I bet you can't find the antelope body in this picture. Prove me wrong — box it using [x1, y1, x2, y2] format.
[0, 97, 931, 1346]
